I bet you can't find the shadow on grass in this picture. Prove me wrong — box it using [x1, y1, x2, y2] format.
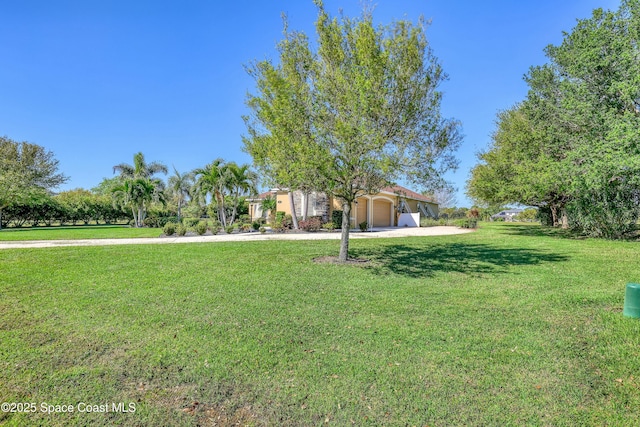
[351, 241, 569, 278]
[496, 223, 586, 240]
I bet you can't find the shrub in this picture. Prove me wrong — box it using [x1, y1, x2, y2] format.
[259, 226, 266, 234]
[273, 214, 293, 231]
[183, 217, 201, 228]
[454, 218, 478, 229]
[332, 210, 343, 229]
[252, 221, 261, 231]
[240, 223, 252, 232]
[163, 222, 176, 236]
[224, 225, 235, 234]
[515, 208, 538, 222]
[359, 221, 368, 232]
[176, 224, 187, 236]
[420, 218, 440, 227]
[322, 221, 336, 231]
[299, 216, 322, 232]
[195, 221, 208, 235]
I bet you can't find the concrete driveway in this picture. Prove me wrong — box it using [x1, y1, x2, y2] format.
[0, 226, 474, 249]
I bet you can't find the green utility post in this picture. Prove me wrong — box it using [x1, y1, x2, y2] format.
[623, 283, 640, 318]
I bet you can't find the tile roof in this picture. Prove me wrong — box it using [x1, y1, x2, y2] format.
[249, 191, 274, 200]
[381, 185, 435, 203]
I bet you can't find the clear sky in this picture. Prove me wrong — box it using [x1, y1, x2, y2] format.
[0, 0, 619, 207]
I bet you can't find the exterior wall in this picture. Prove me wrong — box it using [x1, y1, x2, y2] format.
[271, 189, 437, 226]
[354, 198, 368, 227]
[275, 192, 292, 216]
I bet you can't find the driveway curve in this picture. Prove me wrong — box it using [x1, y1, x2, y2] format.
[0, 226, 474, 249]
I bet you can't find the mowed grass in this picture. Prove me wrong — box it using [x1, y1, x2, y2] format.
[1, 223, 640, 426]
[0, 225, 161, 241]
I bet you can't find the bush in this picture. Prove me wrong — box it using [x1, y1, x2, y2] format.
[332, 210, 343, 229]
[322, 221, 336, 231]
[259, 226, 266, 234]
[224, 225, 234, 234]
[273, 213, 293, 231]
[359, 221, 368, 232]
[454, 218, 478, 229]
[515, 208, 538, 222]
[421, 218, 449, 227]
[252, 221, 261, 231]
[183, 217, 201, 228]
[240, 223, 252, 232]
[194, 221, 208, 235]
[163, 222, 176, 236]
[176, 223, 187, 236]
[299, 216, 322, 232]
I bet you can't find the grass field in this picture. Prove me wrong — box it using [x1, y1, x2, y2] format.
[0, 225, 161, 241]
[1, 223, 639, 425]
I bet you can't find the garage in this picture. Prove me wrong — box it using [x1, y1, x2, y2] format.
[372, 198, 393, 227]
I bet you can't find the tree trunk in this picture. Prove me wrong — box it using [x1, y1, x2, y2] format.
[338, 202, 351, 262]
[177, 197, 182, 221]
[550, 205, 559, 227]
[138, 206, 144, 227]
[230, 191, 239, 225]
[302, 192, 309, 221]
[560, 207, 569, 229]
[288, 191, 300, 229]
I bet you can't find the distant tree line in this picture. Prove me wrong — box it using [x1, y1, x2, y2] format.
[0, 136, 257, 229]
[467, 0, 640, 239]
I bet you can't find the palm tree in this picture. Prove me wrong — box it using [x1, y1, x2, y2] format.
[226, 162, 258, 224]
[112, 152, 167, 227]
[167, 166, 193, 221]
[193, 159, 232, 226]
[113, 152, 168, 179]
[261, 195, 277, 224]
[112, 178, 165, 227]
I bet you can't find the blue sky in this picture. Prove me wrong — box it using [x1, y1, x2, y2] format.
[0, 0, 619, 206]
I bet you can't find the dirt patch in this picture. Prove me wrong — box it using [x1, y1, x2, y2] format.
[183, 401, 259, 426]
[312, 256, 371, 265]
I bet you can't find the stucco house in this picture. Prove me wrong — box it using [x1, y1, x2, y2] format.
[248, 185, 438, 228]
[490, 209, 523, 221]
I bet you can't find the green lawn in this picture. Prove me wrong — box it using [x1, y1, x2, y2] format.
[0, 225, 161, 241]
[1, 223, 639, 425]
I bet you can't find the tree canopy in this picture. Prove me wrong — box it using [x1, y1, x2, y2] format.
[467, 0, 640, 237]
[244, 2, 461, 261]
[0, 136, 68, 229]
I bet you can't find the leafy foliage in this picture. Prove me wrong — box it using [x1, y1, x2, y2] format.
[244, 3, 461, 260]
[467, 1, 640, 238]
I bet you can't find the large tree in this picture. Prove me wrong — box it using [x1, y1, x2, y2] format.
[244, 2, 461, 261]
[0, 136, 68, 230]
[468, 1, 640, 237]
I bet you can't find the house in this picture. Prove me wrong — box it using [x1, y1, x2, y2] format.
[248, 185, 439, 227]
[490, 209, 523, 221]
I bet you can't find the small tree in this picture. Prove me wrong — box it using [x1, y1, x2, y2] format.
[244, 2, 461, 261]
[167, 166, 194, 221]
[261, 196, 277, 224]
[112, 152, 167, 227]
